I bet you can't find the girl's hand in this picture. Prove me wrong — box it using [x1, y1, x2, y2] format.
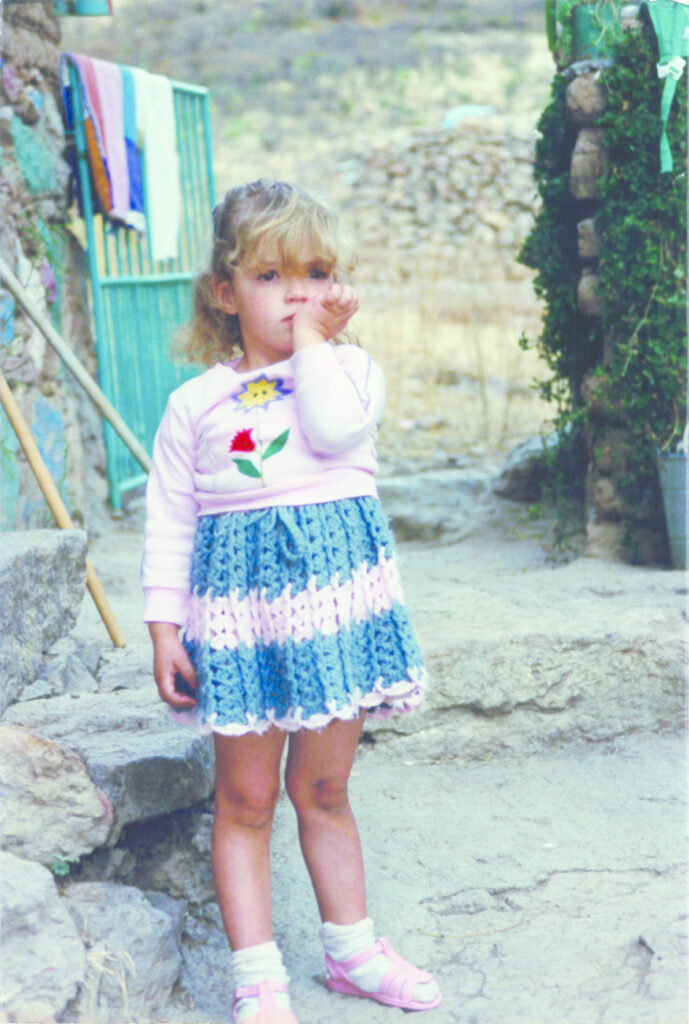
[148, 621, 198, 710]
[293, 283, 359, 348]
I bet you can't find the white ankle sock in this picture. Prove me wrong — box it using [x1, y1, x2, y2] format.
[231, 941, 291, 1022]
[319, 917, 439, 1005]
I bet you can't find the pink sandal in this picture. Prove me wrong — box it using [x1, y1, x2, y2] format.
[325, 936, 442, 1011]
[232, 980, 299, 1024]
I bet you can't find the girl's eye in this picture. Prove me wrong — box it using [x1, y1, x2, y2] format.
[309, 267, 329, 280]
[258, 270, 278, 282]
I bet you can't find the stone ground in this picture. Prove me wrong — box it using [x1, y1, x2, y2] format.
[75, 489, 689, 1024]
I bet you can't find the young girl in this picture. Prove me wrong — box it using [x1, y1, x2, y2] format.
[142, 179, 441, 1024]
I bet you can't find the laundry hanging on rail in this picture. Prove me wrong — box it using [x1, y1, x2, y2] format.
[60, 54, 181, 260]
[60, 54, 112, 215]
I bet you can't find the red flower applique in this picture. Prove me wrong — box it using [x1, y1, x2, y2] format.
[229, 428, 256, 453]
[229, 424, 290, 485]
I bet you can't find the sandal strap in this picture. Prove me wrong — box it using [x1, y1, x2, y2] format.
[332, 936, 433, 1002]
[375, 937, 434, 1002]
[232, 980, 296, 1023]
[334, 937, 389, 972]
[233, 981, 289, 1001]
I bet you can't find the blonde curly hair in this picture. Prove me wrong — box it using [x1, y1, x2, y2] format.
[177, 179, 357, 366]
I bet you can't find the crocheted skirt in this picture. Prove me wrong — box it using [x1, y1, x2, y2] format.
[181, 496, 427, 736]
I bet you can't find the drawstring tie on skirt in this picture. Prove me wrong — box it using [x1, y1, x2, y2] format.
[245, 505, 308, 562]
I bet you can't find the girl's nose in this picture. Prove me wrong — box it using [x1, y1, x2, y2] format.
[285, 276, 307, 301]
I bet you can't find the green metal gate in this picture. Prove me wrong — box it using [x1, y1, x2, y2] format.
[67, 67, 215, 508]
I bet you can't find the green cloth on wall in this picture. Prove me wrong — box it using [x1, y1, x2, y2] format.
[643, 0, 689, 172]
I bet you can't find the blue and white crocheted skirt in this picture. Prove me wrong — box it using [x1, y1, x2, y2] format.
[181, 496, 427, 736]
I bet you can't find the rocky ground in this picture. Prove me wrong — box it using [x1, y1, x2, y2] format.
[15, 479, 680, 1024]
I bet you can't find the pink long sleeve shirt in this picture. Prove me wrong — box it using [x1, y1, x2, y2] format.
[142, 343, 386, 626]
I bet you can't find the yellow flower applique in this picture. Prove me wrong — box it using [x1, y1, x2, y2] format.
[235, 376, 291, 411]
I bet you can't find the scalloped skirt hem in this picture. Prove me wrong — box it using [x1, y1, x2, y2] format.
[170, 671, 426, 737]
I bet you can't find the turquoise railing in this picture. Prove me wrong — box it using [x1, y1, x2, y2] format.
[67, 66, 215, 508]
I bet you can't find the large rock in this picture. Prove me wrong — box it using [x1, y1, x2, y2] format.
[577, 268, 604, 316]
[3, 688, 215, 841]
[367, 553, 686, 761]
[0, 851, 86, 1022]
[94, 640, 155, 692]
[0, 529, 88, 713]
[0, 725, 113, 865]
[370, 631, 685, 761]
[577, 216, 601, 260]
[493, 436, 552, 502]
[569, 127, 607, 200]
[124, 805, 216, 906]
[20, 636, 98, 702]
[566, 71, 607, 125]
[378, 467, 493, 542]
[64, 882, 183, 1023]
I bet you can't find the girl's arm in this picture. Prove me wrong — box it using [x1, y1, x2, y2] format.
[293, 342, 385, 455]
[142, 393, 199, 709]
[142, 394, 199, 625]
[291, 282, 384, 454]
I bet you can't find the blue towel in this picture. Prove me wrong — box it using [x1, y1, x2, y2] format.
[120, 65, 144, 216]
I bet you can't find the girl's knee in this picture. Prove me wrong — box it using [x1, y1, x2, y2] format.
[215, 776, 280, 831]
[286, 771, 350, 816]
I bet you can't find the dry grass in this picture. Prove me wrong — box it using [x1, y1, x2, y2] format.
[358, 298, 552, 468]
[350, 238, 553, 468]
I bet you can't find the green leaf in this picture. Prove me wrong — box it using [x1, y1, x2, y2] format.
[233, 458, 262, 478]
[263, 429, 290, 460]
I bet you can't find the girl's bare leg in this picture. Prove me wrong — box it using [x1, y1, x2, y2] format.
[284, 713, 367, 924]
[212, 728, 288, 950]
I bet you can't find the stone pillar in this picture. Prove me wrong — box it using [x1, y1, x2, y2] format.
[562, 8, 665, 561]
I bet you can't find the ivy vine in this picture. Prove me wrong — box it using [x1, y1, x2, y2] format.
[595, 18, 686, 553]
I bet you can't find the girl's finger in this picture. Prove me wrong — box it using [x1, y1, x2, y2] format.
[176, 649, 198, 688]
[324, 284, 358, 311]
[159, 670, 197, 709]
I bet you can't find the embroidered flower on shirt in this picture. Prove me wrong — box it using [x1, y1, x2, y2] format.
[231, 427, 290, 483]
[229, 428, 256, 453]
[234, 376, 291, 412]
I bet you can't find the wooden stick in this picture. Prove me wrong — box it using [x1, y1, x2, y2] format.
[0, 254, 151, 474]
[0, 370, 126, 648]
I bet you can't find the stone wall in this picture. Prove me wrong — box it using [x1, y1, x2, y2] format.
[0, 530, 214, 1021]
[345, 118, 539, 308]
[0, 2, 109, 534]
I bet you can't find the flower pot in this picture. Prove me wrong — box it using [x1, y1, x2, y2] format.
[572, 2, 624, 59]
[51, 0, 111, 14]
[656, 450, 687, 570]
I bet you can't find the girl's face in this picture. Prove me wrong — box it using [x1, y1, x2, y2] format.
[214, 244, 334, 370]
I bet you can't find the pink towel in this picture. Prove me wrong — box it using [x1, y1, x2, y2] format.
[87, 57, 130, 221]
[70, 54, 106, 156]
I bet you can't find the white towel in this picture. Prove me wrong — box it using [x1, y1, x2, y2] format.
[131, 68, 181, 262]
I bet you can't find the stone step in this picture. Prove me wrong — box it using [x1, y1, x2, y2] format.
[3, 688, 215, 846]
